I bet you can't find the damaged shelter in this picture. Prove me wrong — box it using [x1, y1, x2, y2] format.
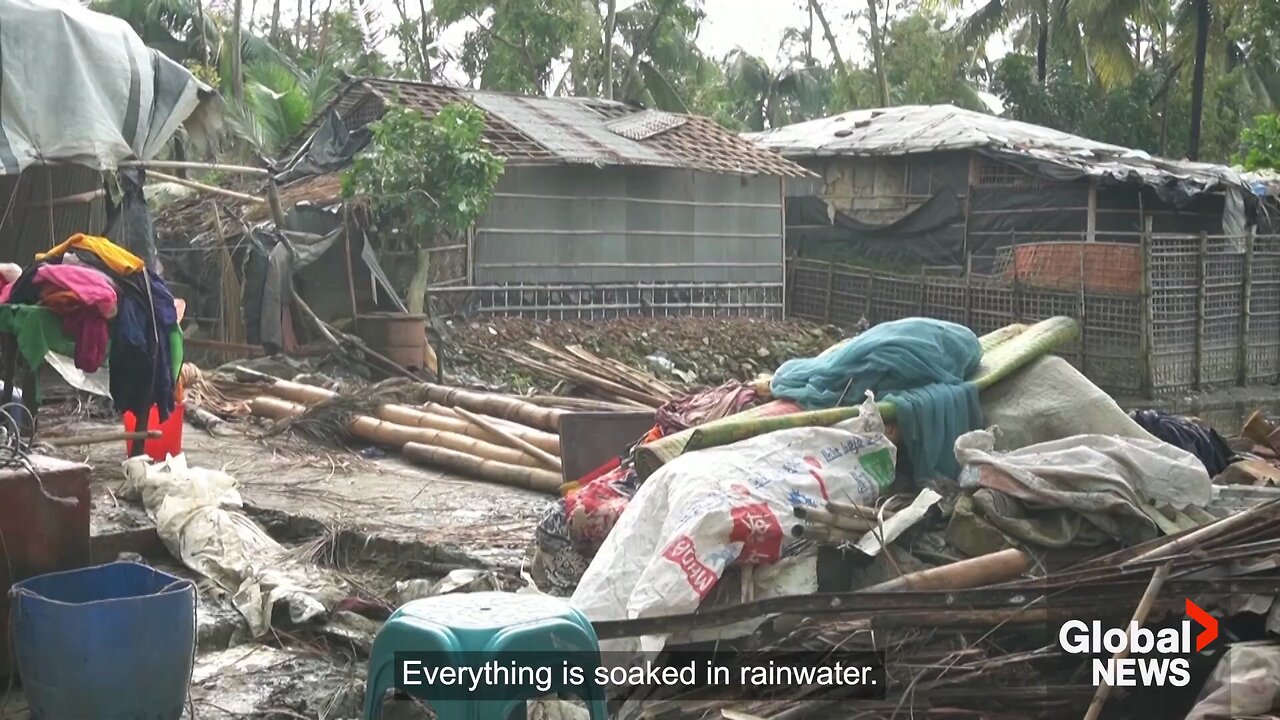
[0, 0, 218, 268]
[278, 77, 811, 288]
[749, 105, 1272, 270]
[158, 77, 812, 349]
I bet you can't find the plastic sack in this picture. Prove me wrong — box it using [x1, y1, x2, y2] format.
[124, 453, 346, 636]
[571, 393, 895, 652]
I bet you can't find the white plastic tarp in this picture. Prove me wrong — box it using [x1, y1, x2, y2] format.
[0, 0, 211, 173]
[572, 393, 895, 653]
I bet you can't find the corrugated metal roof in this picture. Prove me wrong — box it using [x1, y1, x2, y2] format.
[284, 78, 811, 178]
[747, 104, 1244, 188]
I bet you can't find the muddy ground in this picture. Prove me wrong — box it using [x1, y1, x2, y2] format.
[0, 405, 550, 719]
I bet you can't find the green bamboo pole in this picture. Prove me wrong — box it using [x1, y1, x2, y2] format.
[633, 318, 1079, 479]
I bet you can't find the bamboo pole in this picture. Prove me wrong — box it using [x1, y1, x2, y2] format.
[1082, 562, 1172, 720]
[1194, 231, 1207, 391]
[377, 404, 561, 456]
[44, 430, 162, 447]
[793, 506, 876, 533]
[255, 379, 563, 455]
[121, 159, 271, 176]
[826, 500, 895, 521]
[416, 383, 564, 432]
[862, 549, 1029, 592]
[451, 407, 562, 472]
[1239, 228, 1254, 387]
[790, 524, 863, 544]
[401, 443, 562, 494]
[249, 396, 551, 471]
[146, 170, 266, 204]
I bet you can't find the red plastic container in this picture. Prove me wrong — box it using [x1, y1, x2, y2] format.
[122, 384, 184, 462]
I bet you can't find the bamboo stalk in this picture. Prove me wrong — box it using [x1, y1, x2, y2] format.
[790, 524, 863, 544]
[793, 506, 876, 533]
[122, 159, 270, 176]
[863, 549, 1029, 592]
[146, 170, 267, 204]
[257, 379, 562, 455]
[416, 382, 564, 432]
[1082, 562, 1172, 720]
[43, 430, 162, 447]
[452, 406, 562, 472]
[379, 404, 561, 456]
[402, 442, 562, 494]
[826, 500, 895, 521]
[249, 396, 552, 472]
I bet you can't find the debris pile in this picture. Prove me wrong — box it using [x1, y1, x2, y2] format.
[71, 311, 1280, 718]
[444, 316, 847, 391]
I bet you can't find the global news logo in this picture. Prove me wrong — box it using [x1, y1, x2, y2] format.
[1058, 599, 1218, 687]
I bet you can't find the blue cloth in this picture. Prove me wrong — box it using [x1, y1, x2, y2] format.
[109, 269, 179, 421]
[771, 318, 983, 481]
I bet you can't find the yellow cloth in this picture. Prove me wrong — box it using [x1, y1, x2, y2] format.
[37, 234, 144, 275]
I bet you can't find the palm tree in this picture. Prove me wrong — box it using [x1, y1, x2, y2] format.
[931, 0, 1069, 84]
[722, 51, 827, 131]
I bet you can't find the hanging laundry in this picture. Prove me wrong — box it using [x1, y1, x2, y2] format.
[110, 270, 180, 421]
[1, 263, 119, 373]
[38, 289, 109, 372]
[37, 233, 145, 276]
[33, 264, 118, 318]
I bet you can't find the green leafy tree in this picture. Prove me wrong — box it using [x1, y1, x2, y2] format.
[342, 103, 505, 313]
[1237, 115, 1280, 171]
[435, 0, 588, 92]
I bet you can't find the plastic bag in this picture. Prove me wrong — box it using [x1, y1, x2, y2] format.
[571, 393, 895, 652]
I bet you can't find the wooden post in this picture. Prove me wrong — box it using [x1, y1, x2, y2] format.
[1086, 177, 1098, 243]
[963, 253, 974, 329]
[342, 204, 360, 330]
[1194, 231, 1208, 391]
[1239, 228, 1255, 387]
[864, 272, 876, 324]
[1140, 218, 1155, 398]
[823, 260, 835, 322]
[1011, 232, 1024, 322]
[918, 265, 928, 315]
[1078, 234, 1088, 371]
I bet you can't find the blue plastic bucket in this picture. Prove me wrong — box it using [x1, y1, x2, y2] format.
[10, 562, 196, 720]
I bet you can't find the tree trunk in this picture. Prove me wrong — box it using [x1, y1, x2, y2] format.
[1036, 20, 1048, 83]
[417, 0, 433, 80]
[230, 0, 244, 101]
[408, 245, 431, 315]
[603, 0, 617, 99]
[866, 0, 890, 106]
[809, 0, 859, 105]
[270, 0, 281, 39]
[295, 0, 303, 47]
[1188, 0, 1210, 161]
[196, 0, 209, 65]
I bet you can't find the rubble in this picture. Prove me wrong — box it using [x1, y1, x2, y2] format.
[442, 316, 847, 391]
[15, 310, 1280, 719]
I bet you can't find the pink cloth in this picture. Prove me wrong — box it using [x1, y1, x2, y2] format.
[34, 264, 117, 318]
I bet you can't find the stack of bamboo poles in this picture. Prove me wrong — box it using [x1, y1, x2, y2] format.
[500, 341, 680, 409]
[248, 379, 567, 494]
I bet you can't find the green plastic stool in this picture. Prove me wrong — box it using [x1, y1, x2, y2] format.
[363, 591, 608, 720]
